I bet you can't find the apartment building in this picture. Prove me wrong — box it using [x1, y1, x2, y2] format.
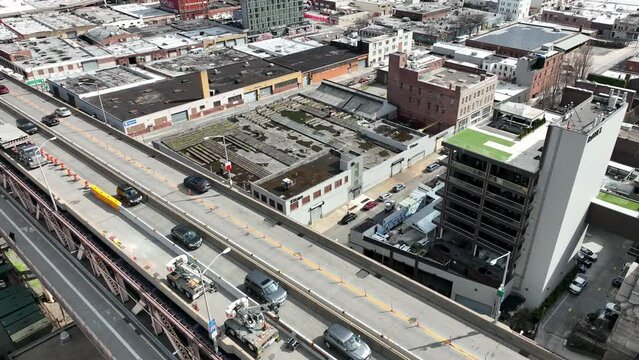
[336, 26, 412, 67]
[497, 0, 530, 21]
[240, 0, 304, 35]
[387, 52, 497, 132]
[612, 13, 639, 43]
[435, 90, 627, 310]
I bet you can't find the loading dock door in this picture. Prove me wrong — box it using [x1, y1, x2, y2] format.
[244, 90, 257, 103]
[391, 159, 403, 177]
[407, 151, 425, 167]
[309, 202, 324, 225]
[171, 111, 188, 123]
[259, 87, 272, 98]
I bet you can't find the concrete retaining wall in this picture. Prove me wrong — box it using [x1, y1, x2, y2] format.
[587, 202, 639, 239]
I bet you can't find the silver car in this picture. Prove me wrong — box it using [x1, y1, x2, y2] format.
[324, 324, 371, 360]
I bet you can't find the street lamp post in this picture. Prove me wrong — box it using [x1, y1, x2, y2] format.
[203, 136, 232, 188]
[36, 137, 58, 212]
[489, 251, 511, 321]
[198, 247, 231, 354]
[79, 81, 107, 127]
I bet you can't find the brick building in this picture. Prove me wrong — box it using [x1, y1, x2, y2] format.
[625, 56, 639, 73]
[160, 0, 208, 19]
[387, 52, 497, 132]
[393, 3, 449, 22]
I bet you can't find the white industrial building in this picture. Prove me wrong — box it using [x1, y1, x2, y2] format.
[497, 0, 530, 20]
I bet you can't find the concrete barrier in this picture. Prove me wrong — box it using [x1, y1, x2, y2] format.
[1, 77, 564, 360]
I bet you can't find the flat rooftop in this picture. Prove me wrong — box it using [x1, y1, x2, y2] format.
[206, 59, 296, 95]
[111, 4, 174, 19]
[7, 325, 103, 360]
[233, 38, 317, 58]
[259, 152, 344, 199]
[432, 42, 494, 58]
[179, 25, 245, 42]
[126, 24, 175, 38]
[470, 23, 574, 51]
[498, 102, 545, 120]
[30, 11, 95, 30]
[0, 24, 16, 41]
[53, 67, 159, 95]
[271, 45, 364, 73]
[0, 0, 34, 16]
[84, 72, 202, 121]
[0, 38, 109, 69]
[72, 6, 138, 25]
[143, 48, 254, 77]
[495, 81, 528, 102]
[103, 39, 160, 57]
[144, 34, 198, 50]
[2, 17, 51, 36]
[419, 67, 485, 89]
[395, 3, 448, 13]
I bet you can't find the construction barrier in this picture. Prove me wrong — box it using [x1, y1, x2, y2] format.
[89, 184, 121, 211]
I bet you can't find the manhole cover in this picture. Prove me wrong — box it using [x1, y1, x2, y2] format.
[356, 269, 369, 278]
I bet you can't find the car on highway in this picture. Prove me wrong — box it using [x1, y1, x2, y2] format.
[568, 274, 588, 295]
[41, 114, 59, 127]
[392, 183, 406, 193]
[361, 201, 378, 211]
[16, 118, 38, 135]
[579, 246, 597, 261]
[244, 269, 287, 305]
[170, 224, 203, 250]
[183, 175, 210, 194]
[323, 324, 371, 360]
[339, 212, 358, 225]
[116, 183, 143, 207]
[0, 85, 9, 94]
[54, 107, 72, 118]
[377, 192, 391, 202]
[426, 163, 441, 172]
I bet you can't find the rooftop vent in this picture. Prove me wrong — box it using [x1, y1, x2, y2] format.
[244, 61, 250, 67]
[282, 178, 294, 190]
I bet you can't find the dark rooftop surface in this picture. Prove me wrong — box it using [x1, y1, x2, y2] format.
[84, 72, 202, 121]
[260, 152, 343, 199]
[470, 24, 573, 51]
[271, 45, 364, 73]
[126, 24, 175, 38]
[8, 324, 103, 360]
[206, 59, 295, 95]
[170, 19, 224, 31]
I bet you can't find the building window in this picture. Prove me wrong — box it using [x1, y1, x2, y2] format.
[290, 201, 299, 211]
[277, 203, 283, 212]
[344, 176, 349, 183]
[260, 194, 267, 203]
[302, 196, 310, 205]
[254, 191, 259, 199]
[313, 190, 321, 199]
[335, 179, 342, 188]
[400, 82, 403, 89]
[324, 184, 332, 193]
[269, 199, 275, 207]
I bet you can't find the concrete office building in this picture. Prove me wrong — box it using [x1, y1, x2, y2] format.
[240, 0, 304, 35]
[434, 89, 628, 310]
[497, 0, 530, 21]
[530, 0, 557, 12]
[387, 52, 497, 133]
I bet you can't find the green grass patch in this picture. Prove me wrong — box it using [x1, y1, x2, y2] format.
[597, 192, 639, 211]
[446, 129, 513, 161]
[5, 249, 28, 272]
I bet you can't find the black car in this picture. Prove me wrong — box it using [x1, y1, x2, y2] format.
[183, 175, 210, 194]
[576, 254, 593, 268]
[42, 114, 59, 127]
[170, 224, 202, 250]
[339, 212, 358, 225]
[612, 276, 624, 288]
[16, 118, 37, 134]
[116, 183, 143, 207]
[576, 263, 588, 273]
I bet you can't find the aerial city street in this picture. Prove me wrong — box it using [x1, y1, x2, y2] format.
[0, 0, 637, 360]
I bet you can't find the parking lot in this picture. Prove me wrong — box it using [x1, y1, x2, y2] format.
[311, 151, 446, 244]
[535, 226, 636, 359]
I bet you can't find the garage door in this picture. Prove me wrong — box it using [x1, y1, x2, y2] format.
[390, 159, 403, 177]
[171, 111, 188, 123]
[309, 202, 323, 225]
[244, 90, 257, 103]
[407, 151, 424, 167]
[455, 294, 492, 316]
[259, 86, 272, 98]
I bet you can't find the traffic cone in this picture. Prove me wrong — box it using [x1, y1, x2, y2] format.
[66, 169, 72, 176]
[193, 303, 199, 311]
[73, 174, 80, 181]
[60, 163, 66, 170]
[84, 180, 90, 189]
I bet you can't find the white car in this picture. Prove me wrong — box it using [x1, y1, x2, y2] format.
[579, 246, 597, 261]
[54, 107, 72, 117]
[568, 274, 588, 295]
[377, 192, 392, 202]
[605, 302, 620, 315]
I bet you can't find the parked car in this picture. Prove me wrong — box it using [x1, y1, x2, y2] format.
[244, 269, 287, 305]
[377, 192, 391, 202]
[41, 114, 59, 127]
[392, 183, 406, 193]
[116, 183, 143, 207]
[361, 201, 378, 211]
[54, 107, 72, 117]
[170, 224, 203, 250]
[426, 163, 441, 172]
[576, 253, 593, 267]
[183, 175, 210, 194]
[384, 200, 395, 213]
[323, 324, 371, 360]
[0, 85, 9, 94]
[16, 118, 37, 134]
[347, 80, 357, 86]
[587, 309, 617, 329]
[568, 274, 588, 295]
[605, 302, 620, 316]
[612, 276, 624, 288]
[576, 263, 588, 274]
[579, 246, 597, 261]
[339, 212, 358, 225]
[0, 73, 5, 80]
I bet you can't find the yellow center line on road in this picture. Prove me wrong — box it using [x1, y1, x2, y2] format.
[12, 94, 479, 360]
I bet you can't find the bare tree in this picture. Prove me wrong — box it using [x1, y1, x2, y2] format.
[573, 43, 594, 80]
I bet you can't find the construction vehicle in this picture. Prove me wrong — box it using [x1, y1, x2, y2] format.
[165, 255, 204, 301]
[0, 120, 29, 150]
[17, 143, 46, 169]
[224, 297, 280, 357]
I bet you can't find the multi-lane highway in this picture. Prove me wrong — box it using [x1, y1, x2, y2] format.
[0, 190, 172, 360]
[0, 77, 540, 360]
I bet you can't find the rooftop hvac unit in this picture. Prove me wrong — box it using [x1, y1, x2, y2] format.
[282, 178, 294, 190]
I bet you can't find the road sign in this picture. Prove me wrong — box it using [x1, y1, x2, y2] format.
[224, 161, 232, 172]
[26, 79, 45, 86]
[208, 319, 217, 336]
